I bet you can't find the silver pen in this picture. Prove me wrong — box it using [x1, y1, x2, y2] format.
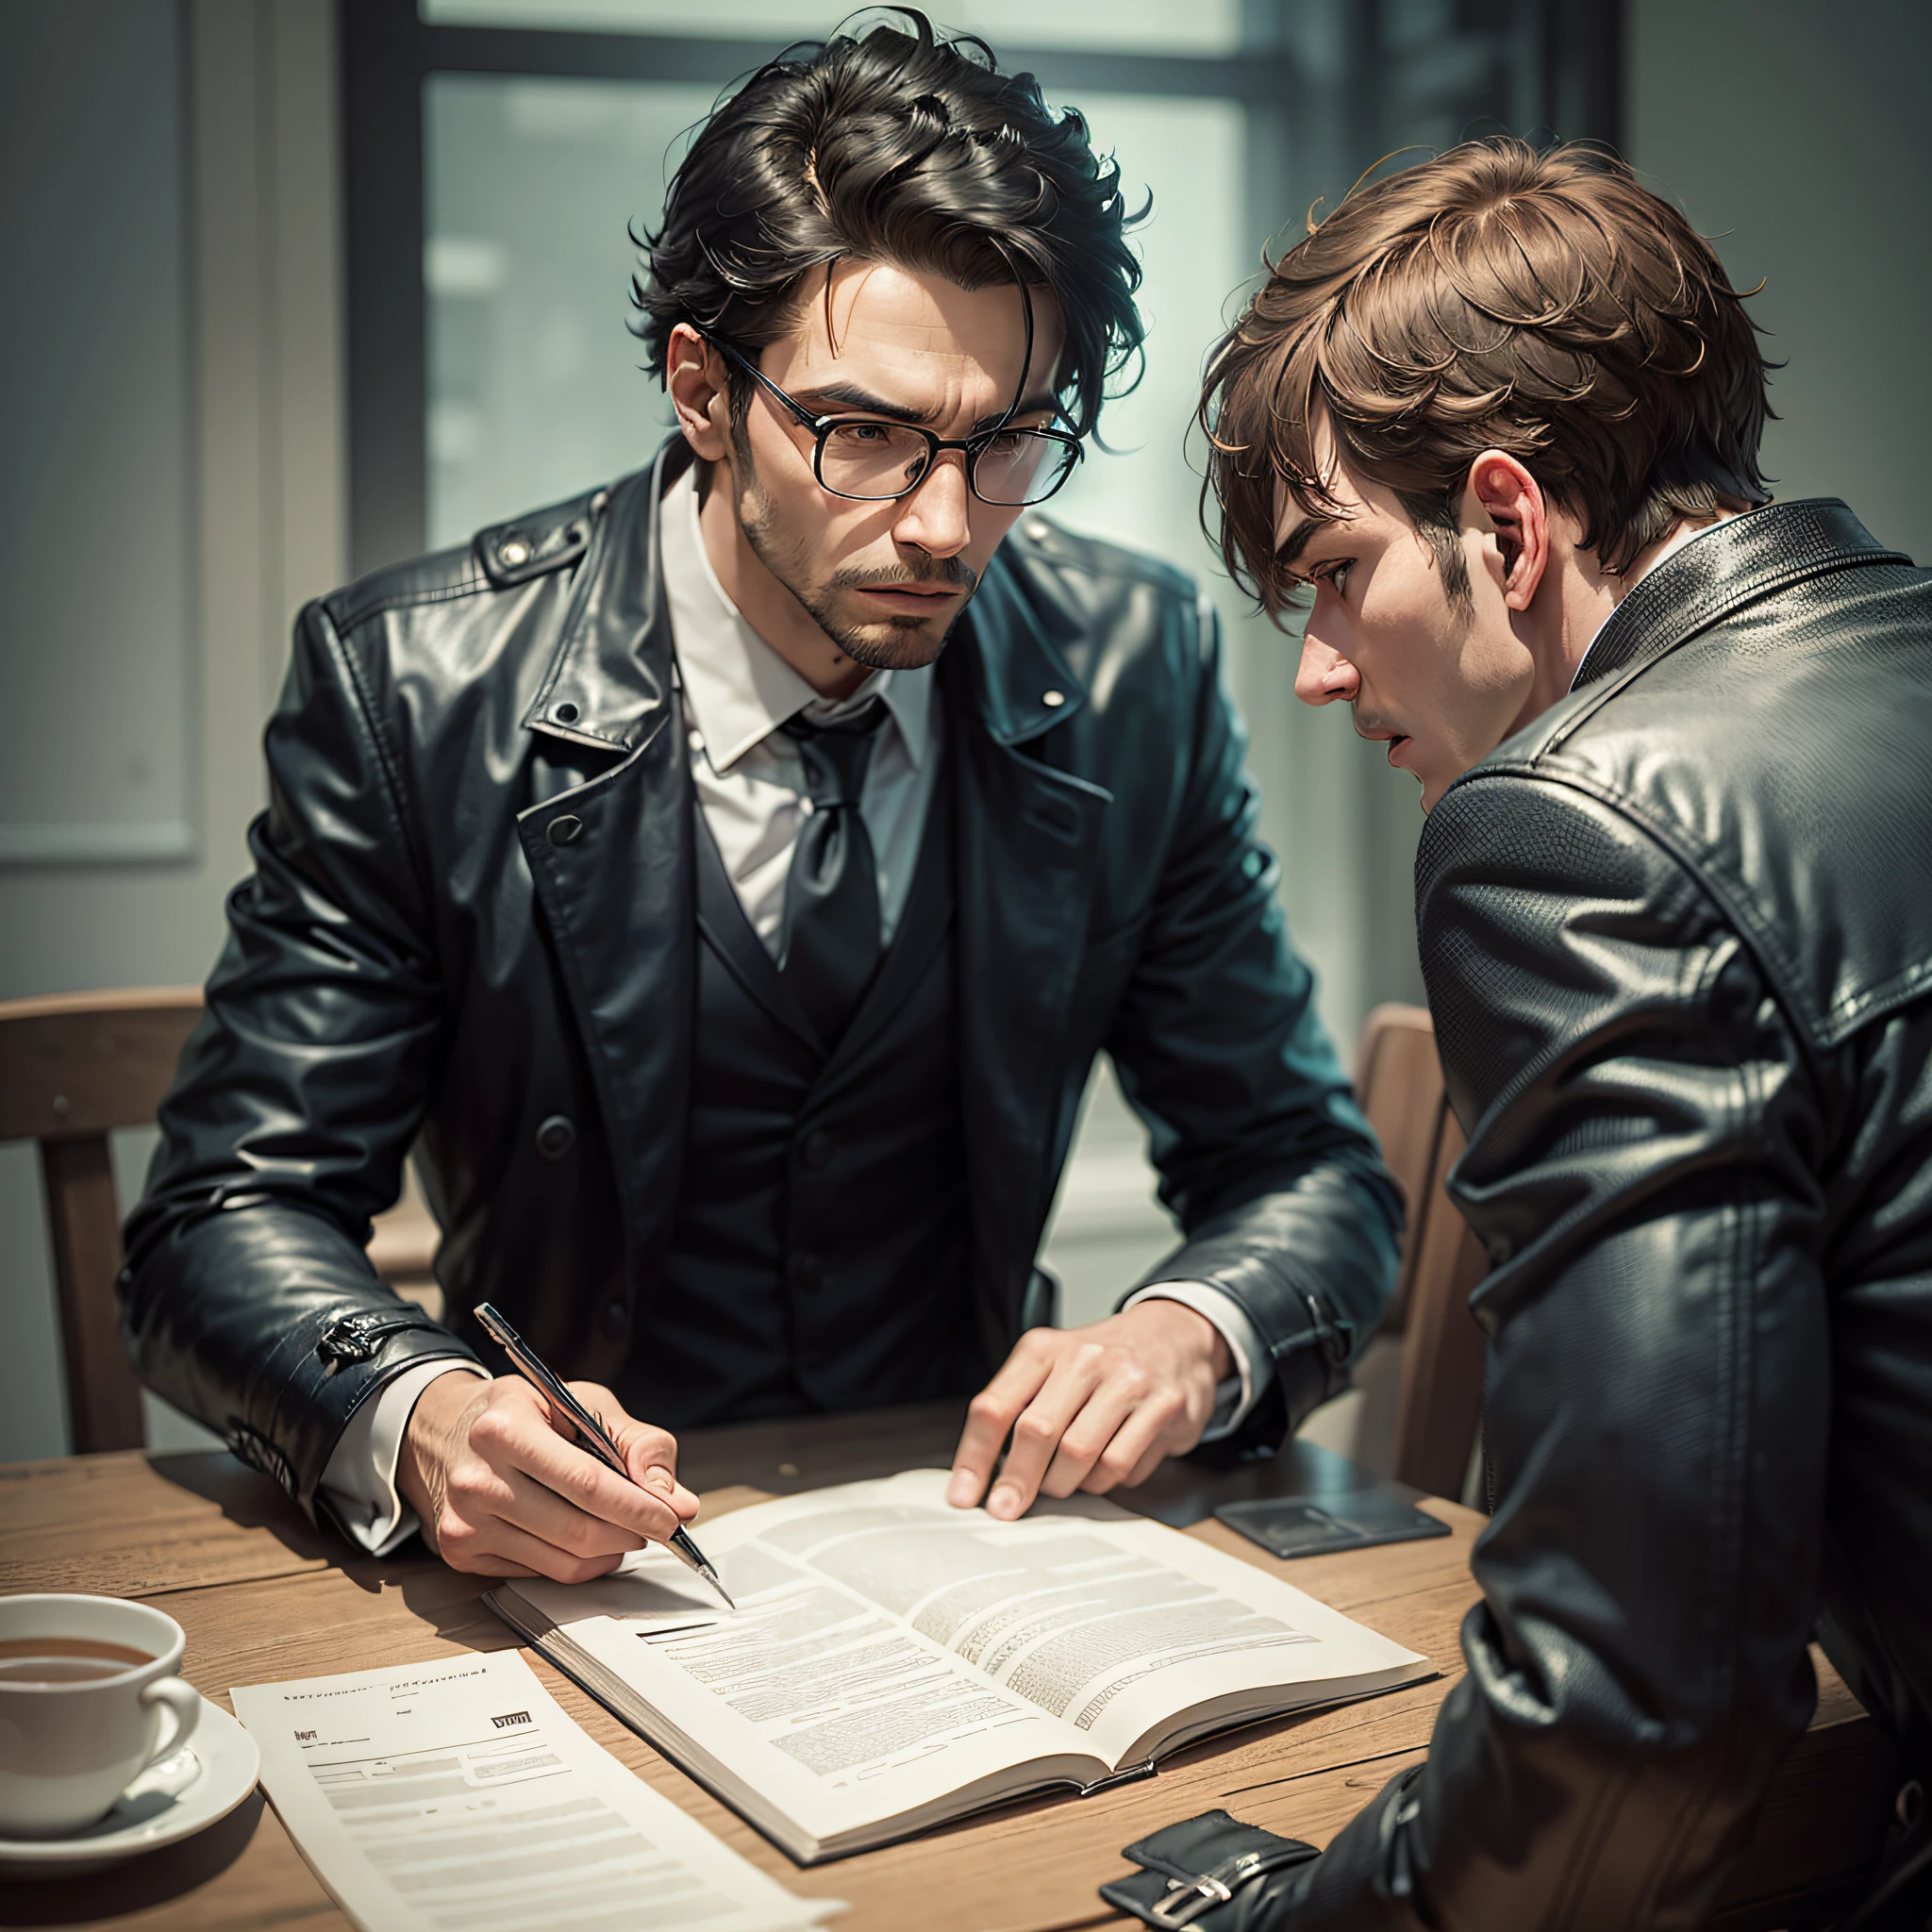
[474, 1302, 735, 1609]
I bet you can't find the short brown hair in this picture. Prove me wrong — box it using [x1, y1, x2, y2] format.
[1200, 138, 1774, 616]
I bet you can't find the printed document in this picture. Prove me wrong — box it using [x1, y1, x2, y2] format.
[232, 1649, 841, 1931]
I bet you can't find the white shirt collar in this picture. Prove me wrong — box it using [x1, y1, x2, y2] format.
[1569, 514, 1738, 691]
[660, 468, 935, 772]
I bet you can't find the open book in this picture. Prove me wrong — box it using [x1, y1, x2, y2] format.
[485, 1470, 1431, 1864]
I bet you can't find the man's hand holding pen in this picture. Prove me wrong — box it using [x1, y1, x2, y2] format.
[397, 1371, 700, 1583]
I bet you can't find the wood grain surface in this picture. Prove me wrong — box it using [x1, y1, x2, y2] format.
[0, 1407, 1893, 1931]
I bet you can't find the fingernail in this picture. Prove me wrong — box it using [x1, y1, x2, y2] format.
[946, 1469, 978, 1507]
[643, 1464, 675, 1495]
[988, 1485, 1021, 1519]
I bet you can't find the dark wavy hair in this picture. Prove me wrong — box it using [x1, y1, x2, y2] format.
[1199, 138, 1774, 617]
[630, 8, 1145, 437]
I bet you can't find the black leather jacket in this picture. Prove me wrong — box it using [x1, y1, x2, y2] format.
[1241, 501, 1932, 1930]
[122, 439, 1400, 1524]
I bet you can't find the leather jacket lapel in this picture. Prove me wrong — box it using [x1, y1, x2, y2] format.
[518, 442, 694, 1305]
[948, 558, 1111, 1355]
[521, 439, 694, 753]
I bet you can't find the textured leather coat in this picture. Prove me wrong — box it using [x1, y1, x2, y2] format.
[1238, 501, 1932, 1930]
[122, 438, 1400, 1527]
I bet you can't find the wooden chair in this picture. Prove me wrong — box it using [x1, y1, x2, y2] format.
[1353, 1003, 1447, 1326]
[1353, 1004, 1491, 1502]
[0, 987, 441, 1456]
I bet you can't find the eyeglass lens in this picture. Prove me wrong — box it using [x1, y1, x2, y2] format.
[817, 422, 1075, 505]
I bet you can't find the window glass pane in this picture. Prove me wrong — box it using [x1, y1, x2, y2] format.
[421, 0, 1244, 57]
[424, 72, 1247, 578]
[1032, 92, 1245, 588]
[425, 74, 708, 547]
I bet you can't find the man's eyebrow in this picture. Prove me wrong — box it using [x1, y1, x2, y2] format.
[970, 393, 1060, 434]
[786, 384, 1062, 432]
[787, 381, 933, 425]
[1274, 515, 1340, 573]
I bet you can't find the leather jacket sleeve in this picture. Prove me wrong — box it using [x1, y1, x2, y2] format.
[120, 598, 478, 1520]
[1107, 606, 1403, 1449]
[1257, 772, 1830, 1930]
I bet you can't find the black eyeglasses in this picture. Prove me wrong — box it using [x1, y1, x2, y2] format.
[699, 331, 1083, 508]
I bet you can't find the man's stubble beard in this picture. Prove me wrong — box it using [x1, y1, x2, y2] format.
[731, 456, 979, 674]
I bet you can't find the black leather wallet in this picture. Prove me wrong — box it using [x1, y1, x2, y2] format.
[1098, 1808, 1320, 1928]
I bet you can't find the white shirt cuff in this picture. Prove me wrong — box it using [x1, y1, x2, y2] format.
[318, 1358, 489, 1556]
[1124, 1279, 1267, 1442]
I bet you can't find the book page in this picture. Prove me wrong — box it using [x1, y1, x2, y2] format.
[232, 1651, 839, 1932]
[514, 1471, 1427, 1835]
[557, 1540, 1093, 1851]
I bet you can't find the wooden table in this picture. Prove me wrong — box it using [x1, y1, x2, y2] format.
[0, 1405, 1895, 1931]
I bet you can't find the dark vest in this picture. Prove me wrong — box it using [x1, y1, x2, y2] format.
[615, 758, 981, 1429]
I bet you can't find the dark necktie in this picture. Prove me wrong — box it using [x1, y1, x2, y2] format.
[779, 700, 889, 1047]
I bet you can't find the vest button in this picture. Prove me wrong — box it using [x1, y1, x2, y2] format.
[800, 1129, 834, 1170]
[535, 1114, 576, 1159]
[598, 1300, 628, 1341]
[547, 814, 584, 847]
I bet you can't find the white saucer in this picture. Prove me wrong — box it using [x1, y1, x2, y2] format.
[0, 1695, 261, 1883]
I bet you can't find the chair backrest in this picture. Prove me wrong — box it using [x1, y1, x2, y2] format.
[0, 989, 204, 1453]
[1390, 1099, 1491, 1499]
[1353, 1003, 1448, 1329]
[1354, 1003, 1491, 1502]
[0, 987, 446, 1457]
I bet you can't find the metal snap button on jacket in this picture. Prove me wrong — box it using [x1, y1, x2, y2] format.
[547, 814, 584, 846]
[535, 1114, 575, 1159]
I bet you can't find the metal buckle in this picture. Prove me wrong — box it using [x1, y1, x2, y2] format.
[1145, 1846, 1289, 1928]
[1148, 1874, 1235, 1927]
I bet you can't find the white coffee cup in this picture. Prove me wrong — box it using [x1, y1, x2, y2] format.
[0, 1593, 203, 1839]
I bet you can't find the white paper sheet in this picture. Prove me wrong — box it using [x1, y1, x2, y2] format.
[232, 1650, 841, 1932]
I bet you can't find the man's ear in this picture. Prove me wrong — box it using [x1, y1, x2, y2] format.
[1468, 451, 1549, 611]
[666, 325, 731, 462]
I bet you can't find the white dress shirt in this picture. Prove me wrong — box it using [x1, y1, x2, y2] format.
[317, 469, 1264, 1553]
[664, 469, 940, 953]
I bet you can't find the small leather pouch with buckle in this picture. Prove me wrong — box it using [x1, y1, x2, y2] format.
[1099, 1808, 1320, 1928]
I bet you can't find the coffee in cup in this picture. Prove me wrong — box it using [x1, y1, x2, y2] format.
[0, 1595, 202, 1839]
[0, 1639, 156, 1682]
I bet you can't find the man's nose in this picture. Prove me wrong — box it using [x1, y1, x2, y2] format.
[891, 451, 972, 558]
[1295, 630, 1359, 708]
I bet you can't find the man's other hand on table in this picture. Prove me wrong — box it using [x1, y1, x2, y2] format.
[946, 1301, 1232, 1520]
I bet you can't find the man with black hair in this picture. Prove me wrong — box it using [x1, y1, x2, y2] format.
[1136, 138, 1932, 1929]
[125, 13, 1399, 1583]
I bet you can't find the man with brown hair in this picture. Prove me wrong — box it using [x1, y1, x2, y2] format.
[1110, 140, 1932, 1928]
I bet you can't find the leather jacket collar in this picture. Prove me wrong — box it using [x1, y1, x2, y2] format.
[1574, 498, 1910, 696]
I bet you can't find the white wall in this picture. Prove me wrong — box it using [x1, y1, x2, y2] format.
[0, 0, 347, 1459]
